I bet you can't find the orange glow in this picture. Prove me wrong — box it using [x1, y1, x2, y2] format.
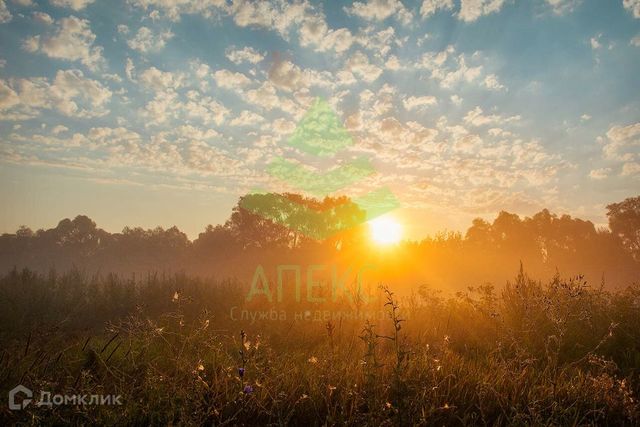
[369, 216, 403, 245]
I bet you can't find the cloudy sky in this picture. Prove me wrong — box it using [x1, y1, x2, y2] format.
[0, 0, 639, 239]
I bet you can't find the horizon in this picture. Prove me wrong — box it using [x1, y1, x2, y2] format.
[0, 197, 615, 241]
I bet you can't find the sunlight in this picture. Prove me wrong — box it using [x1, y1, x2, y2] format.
[369, 216, 403, 245]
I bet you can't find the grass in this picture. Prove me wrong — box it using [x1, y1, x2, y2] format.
[0, 266, 638, 425]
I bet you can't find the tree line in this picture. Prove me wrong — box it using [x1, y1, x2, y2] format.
[1, 194, 638, 290]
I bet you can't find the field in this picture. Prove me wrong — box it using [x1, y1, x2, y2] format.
[1, 266, 639, 425]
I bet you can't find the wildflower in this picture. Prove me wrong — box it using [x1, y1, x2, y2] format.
[308, 356, 318, 364]
[238, 367, 245, 378]
[197, 362, 205, 371]
[243, 385, 253, 394]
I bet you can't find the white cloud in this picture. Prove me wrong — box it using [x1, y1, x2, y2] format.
[299, 19, 354, 53]
[50, 0, 95, 10]
[580, 114, 591, 121]
[127, 0, 226, 21]
[590, 33, 601, 49]
[464, 106, 520, 126]
[213, 69, 252, 90]
[139, 67, 185, 91]
[0, 69, 112, 120]
[621, 162, 640, 176]
[52, 125, 69, 134]
[345, 0, 413, 25]
[356, 26, 398, 58]
[347, 51, 383, 83]
[589, 168, 610, 180]
[403, 95, 438, 110]
[140, 89, 229, 127]
[125, 58, 135, 81]
[420, 0, 454, 18]
[623, 0, 640, 18]
[267, 59, 331, 92]
[631, 34, 640, 47]
[0, 1, 11, 23]
[33, 11, 54, 25]
[483, 74, 505, 90]
[226, 46, 265, 64]
[545, 0, 580, 15]
[603, 122, 640, 161]
[229, 110, 265, 127]
[22, 16, 104, 71]
[127, 27, 174, 53]
[458, 0, 507, 22]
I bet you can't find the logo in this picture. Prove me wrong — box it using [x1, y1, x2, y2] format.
[8, 385, 32, 410]
[241, 98, 400, 240]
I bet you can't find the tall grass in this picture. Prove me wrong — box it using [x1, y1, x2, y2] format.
[0, 266, 638, 425]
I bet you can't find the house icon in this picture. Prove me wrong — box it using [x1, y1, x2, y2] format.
[8, 385, 32, 410]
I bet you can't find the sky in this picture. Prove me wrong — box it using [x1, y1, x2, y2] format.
[0, 0, 639, 240]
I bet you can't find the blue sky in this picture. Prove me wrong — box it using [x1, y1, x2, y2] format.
[0, 0, 639, 239]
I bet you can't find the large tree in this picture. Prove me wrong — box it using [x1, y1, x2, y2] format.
[607, 196, 640, 260]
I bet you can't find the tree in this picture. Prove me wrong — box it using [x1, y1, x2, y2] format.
[607, 196, 640, 260]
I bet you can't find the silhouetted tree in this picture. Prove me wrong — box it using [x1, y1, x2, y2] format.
[607, 196, 640, 260]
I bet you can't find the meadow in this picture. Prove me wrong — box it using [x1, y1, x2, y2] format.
[1, 265, 638, 425]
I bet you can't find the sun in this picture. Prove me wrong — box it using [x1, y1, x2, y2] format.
[369, 216, 403, 245]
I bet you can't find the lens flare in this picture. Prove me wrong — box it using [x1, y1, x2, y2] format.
[369, 216, 403, 245]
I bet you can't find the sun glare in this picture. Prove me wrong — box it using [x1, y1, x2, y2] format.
[369, 216, 403, 245]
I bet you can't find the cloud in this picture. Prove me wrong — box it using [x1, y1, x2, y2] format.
[22, 16, 104, 71]
[33, 11, 54, 25]
[140, 89, 229, 127]
[213, 69, 252, 90]
[347, 51, 383, 83]
[589, 168, 610, 180]
[125, 58, 135, 81]
[356, 26, 399, 58]
[226, 46, 265, 64]
[483, 74, 505, 90]
[420, 0, 454, 18]
[139, 66, 185, 91]
[345, 0, 413, 25]
[403, 95, 438, 110]
[463, 106, 520, 126]
[545, 0, 580, 15]
[50, 0, 95, 10]
[127, 0, 226, 21]
[127, 27, 174, 53]
[0, 1, 9, 23]
[603, 122, 640, 161]
[229, 110, 265, 127]
[631, 34, 640, 47]
[623, 0, 640, 18]
[267, 59, 331, 92]
[621, 162, 640, 176]
[52, 124, 69, 135]
[458, 0, 507, 22]
[299, 18, 354, 53]
[0, 69, 112, 120]
[590, 33, 602, 50]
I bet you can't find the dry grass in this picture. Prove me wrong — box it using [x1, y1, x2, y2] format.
[0, 266, 638, 425]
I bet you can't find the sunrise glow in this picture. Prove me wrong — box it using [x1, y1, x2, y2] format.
[369, 216, 403, 245]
